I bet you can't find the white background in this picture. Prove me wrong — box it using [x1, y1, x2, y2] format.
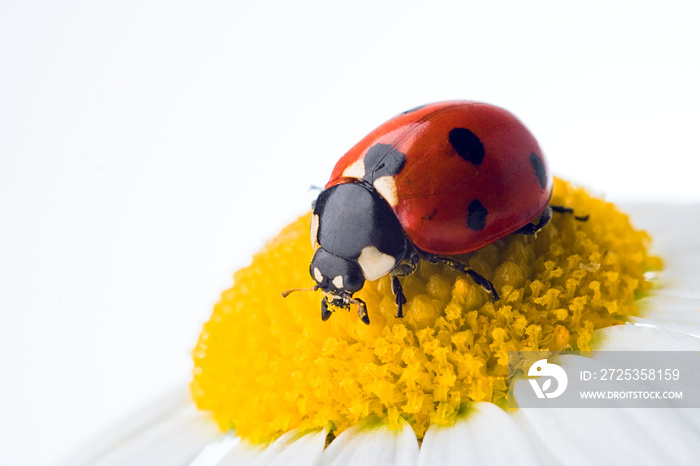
[1, 1, 699, 465]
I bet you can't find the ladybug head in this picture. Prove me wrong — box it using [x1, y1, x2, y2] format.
[309, 248, 365, 298]
[309, 248, 370, 323]
[281, 247, 370, 323]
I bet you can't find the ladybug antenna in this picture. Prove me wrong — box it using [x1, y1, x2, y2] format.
[281, 285, 319, 298]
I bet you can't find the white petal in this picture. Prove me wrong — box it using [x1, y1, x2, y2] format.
[190, 428, 327, 466]
[632, 294, 700, 338]
[516, 404, 700, 466]
[417, 402, 539, 466]
[623, 204, 700, 336]
[189, 435, 240, 466]
[60, 389, 221, 466]
[256, 428, 327, 466]
[217, 438, 267, 465]
[321, 417, 419, 466]
[623, 204, 700, 294]
[594, 324, 700, 351]
[513, 355, 700, 465]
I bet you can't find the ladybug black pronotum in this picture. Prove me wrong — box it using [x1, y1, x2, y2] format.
[283, 101, 586, 324]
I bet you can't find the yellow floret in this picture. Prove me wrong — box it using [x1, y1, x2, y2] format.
[190, 178, 661, 442]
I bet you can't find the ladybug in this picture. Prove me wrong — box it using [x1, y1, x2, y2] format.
[284, 101, 583, 324]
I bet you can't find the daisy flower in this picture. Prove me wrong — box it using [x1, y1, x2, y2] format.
[63, 179, 700, 466]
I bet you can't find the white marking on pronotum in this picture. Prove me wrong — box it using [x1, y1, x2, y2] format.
[357, 245, 395, 281]
[310, 214, 320, 248]
[313, 267, 324, 283]
[342, 159, 365, 179]
[332, 275, 344, 289]
[373, 176, 399, 207]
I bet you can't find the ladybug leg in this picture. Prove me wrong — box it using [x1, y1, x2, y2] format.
[515, 206, 553, 235]
[393, 249, 419, 276]
[391, 276, 407, 318]
[321, 296, 333, 321]
[390, 251, 418, 318]
[516, 205, 589, 236]
[349, 297, 370, 325]
[551, 205, 590, 222]
[464, 269, 500, 302]
[420, 252, 500, 302]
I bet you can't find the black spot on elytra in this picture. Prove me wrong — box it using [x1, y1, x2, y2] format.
[449, 128, 485, 166]
[362, 144, 406, 182]
[400, 104, 426, 115]
[529, 152, 547, 189]
[466, 199, 487, 231]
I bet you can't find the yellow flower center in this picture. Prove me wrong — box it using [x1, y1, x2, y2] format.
[190, 178, 660, 442]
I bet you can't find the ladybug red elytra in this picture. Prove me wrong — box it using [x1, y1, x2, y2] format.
[284, 101, 583, 324]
